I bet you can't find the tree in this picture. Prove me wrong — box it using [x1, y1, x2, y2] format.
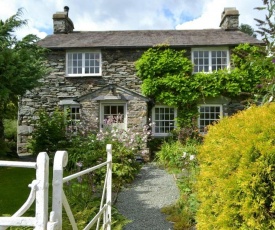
[253, 0, 275, 103]
[0, 9, 48, 154]
[239, 23, 257, 38]
[255, 0, 275, 53]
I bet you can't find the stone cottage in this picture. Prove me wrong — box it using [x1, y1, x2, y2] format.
[17, 6, 262, 156]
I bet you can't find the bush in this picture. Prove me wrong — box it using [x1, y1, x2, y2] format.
[28, 109, 68, 156]
[27, 109, 145, 228]
[196, 103, 275, 229]
[4, 119, 17, 140]
[1, 119, 17, 156]
[66, 131, 142, 197]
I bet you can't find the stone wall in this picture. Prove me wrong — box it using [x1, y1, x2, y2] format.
[17, 48, 147, 155]
[219, 7, 239, 30]
[17, 46, 245, 156]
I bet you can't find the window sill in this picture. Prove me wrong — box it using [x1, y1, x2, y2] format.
[66, 75, 102, 78]
[152, 133, 172, 137]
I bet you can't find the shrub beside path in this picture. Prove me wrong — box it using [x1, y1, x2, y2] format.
[116, 162, 180, 230]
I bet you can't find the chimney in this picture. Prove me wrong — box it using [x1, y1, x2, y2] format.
[53, 6, 74, 34]
[219, 7, 239, 30]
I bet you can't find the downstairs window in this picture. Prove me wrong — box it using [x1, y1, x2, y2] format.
[152, 106, 176, 136]
[198, 105, 222, 133]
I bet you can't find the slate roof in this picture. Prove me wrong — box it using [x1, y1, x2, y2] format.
[38, 29, 263, 49]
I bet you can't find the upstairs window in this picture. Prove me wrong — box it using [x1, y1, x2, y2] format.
[152, 106, 176, 136]
[66, 51, 101, 76]
[192, 48, 229, 73]
[198, 105, 222, 133]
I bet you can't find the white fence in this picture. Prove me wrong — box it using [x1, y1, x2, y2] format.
[0, 144, 112, 230]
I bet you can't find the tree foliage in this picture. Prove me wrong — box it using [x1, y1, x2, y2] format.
[255, 0, 275, 53]
[239, 23, 257, 38]
[0, 8, 49, 154]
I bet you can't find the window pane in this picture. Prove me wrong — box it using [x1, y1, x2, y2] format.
[103, 105, 125, 126]
[117, 106, 123, 113]
[111, 106, 117, 114]
[154, 106, 176, 134]
[199, 105, 221, 134]
[193, 49, 228, 73]
[211, 50, 228, 71]
[104, 106, 110, 114]
[67, 52, 101, 75]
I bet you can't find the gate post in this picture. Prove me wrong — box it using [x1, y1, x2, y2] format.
[35, 152, 49, 230]
[51, 151, 68, 230]
[106, 144, 112, 230]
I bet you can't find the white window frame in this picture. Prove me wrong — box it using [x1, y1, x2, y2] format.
[100, 102, 127, 131]
[64, 105, 81, 133]
[66, 50, 102, 77]
[192, 47, 230, 73]
[152, 106, 177, 137]
[198, 104, 223, 134]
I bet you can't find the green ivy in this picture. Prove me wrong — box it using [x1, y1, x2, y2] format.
[135, 44, 275, 128]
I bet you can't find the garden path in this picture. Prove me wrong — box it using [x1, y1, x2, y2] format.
[116, 162, 179, 230]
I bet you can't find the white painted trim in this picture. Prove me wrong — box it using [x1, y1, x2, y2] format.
[66, 50, 102, 77]
[151, 105, 177, 137]
[191, 47, 230, 73]
[198, 104, 223, 134]
[99, 102, 127, 131]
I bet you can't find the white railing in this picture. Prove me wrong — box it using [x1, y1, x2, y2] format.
[48, 144, 112, 230]
[0, 152, 49, 230]
[0, 144, 112, 230]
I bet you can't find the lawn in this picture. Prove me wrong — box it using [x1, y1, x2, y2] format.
[0, 166, 36, 216]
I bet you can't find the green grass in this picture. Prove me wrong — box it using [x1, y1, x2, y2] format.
[0, 166, 36, 216]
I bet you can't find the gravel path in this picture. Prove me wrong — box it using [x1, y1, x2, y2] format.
[116, 162, 180, 230]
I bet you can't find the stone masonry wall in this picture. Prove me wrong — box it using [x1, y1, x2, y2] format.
[17, 48, 147, 155]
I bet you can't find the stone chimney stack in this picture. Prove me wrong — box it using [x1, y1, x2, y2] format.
[53, 6, 74, 34]
[219, 7, 239, 30]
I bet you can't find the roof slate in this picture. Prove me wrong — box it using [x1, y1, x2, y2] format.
[38, 29, 263, 49]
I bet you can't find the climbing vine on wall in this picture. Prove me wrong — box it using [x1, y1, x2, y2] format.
[135, 44, 275, 128]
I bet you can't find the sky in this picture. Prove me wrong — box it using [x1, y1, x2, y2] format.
[0, 0, 266, 40]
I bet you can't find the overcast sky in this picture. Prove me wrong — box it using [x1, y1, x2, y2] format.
[0, 0, 266, 40]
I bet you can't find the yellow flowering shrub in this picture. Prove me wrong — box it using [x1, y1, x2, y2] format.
[196, 103, 275, 229]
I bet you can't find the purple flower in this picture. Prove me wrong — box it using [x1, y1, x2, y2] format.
[76, 161, 83, 168]
[77, 176, 82, 183]
[256, 84, 263, 89]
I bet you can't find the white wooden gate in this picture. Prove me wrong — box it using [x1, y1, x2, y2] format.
[0, 144, 112, 230]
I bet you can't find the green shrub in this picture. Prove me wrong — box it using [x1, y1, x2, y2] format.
[196, 103, 275, 229]
[28, 109, 68, 156]
[63, 133, 141, 229]
[1, 119, 17, 156]
[4, 119, 17, 140]
[27, 109, 143, 228]
[66, 133, 141, 196]
[156, 140, 198, 171]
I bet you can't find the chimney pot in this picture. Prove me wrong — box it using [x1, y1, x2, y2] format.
[64, 6, 69, 15]
[53, 6, 74, 34]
